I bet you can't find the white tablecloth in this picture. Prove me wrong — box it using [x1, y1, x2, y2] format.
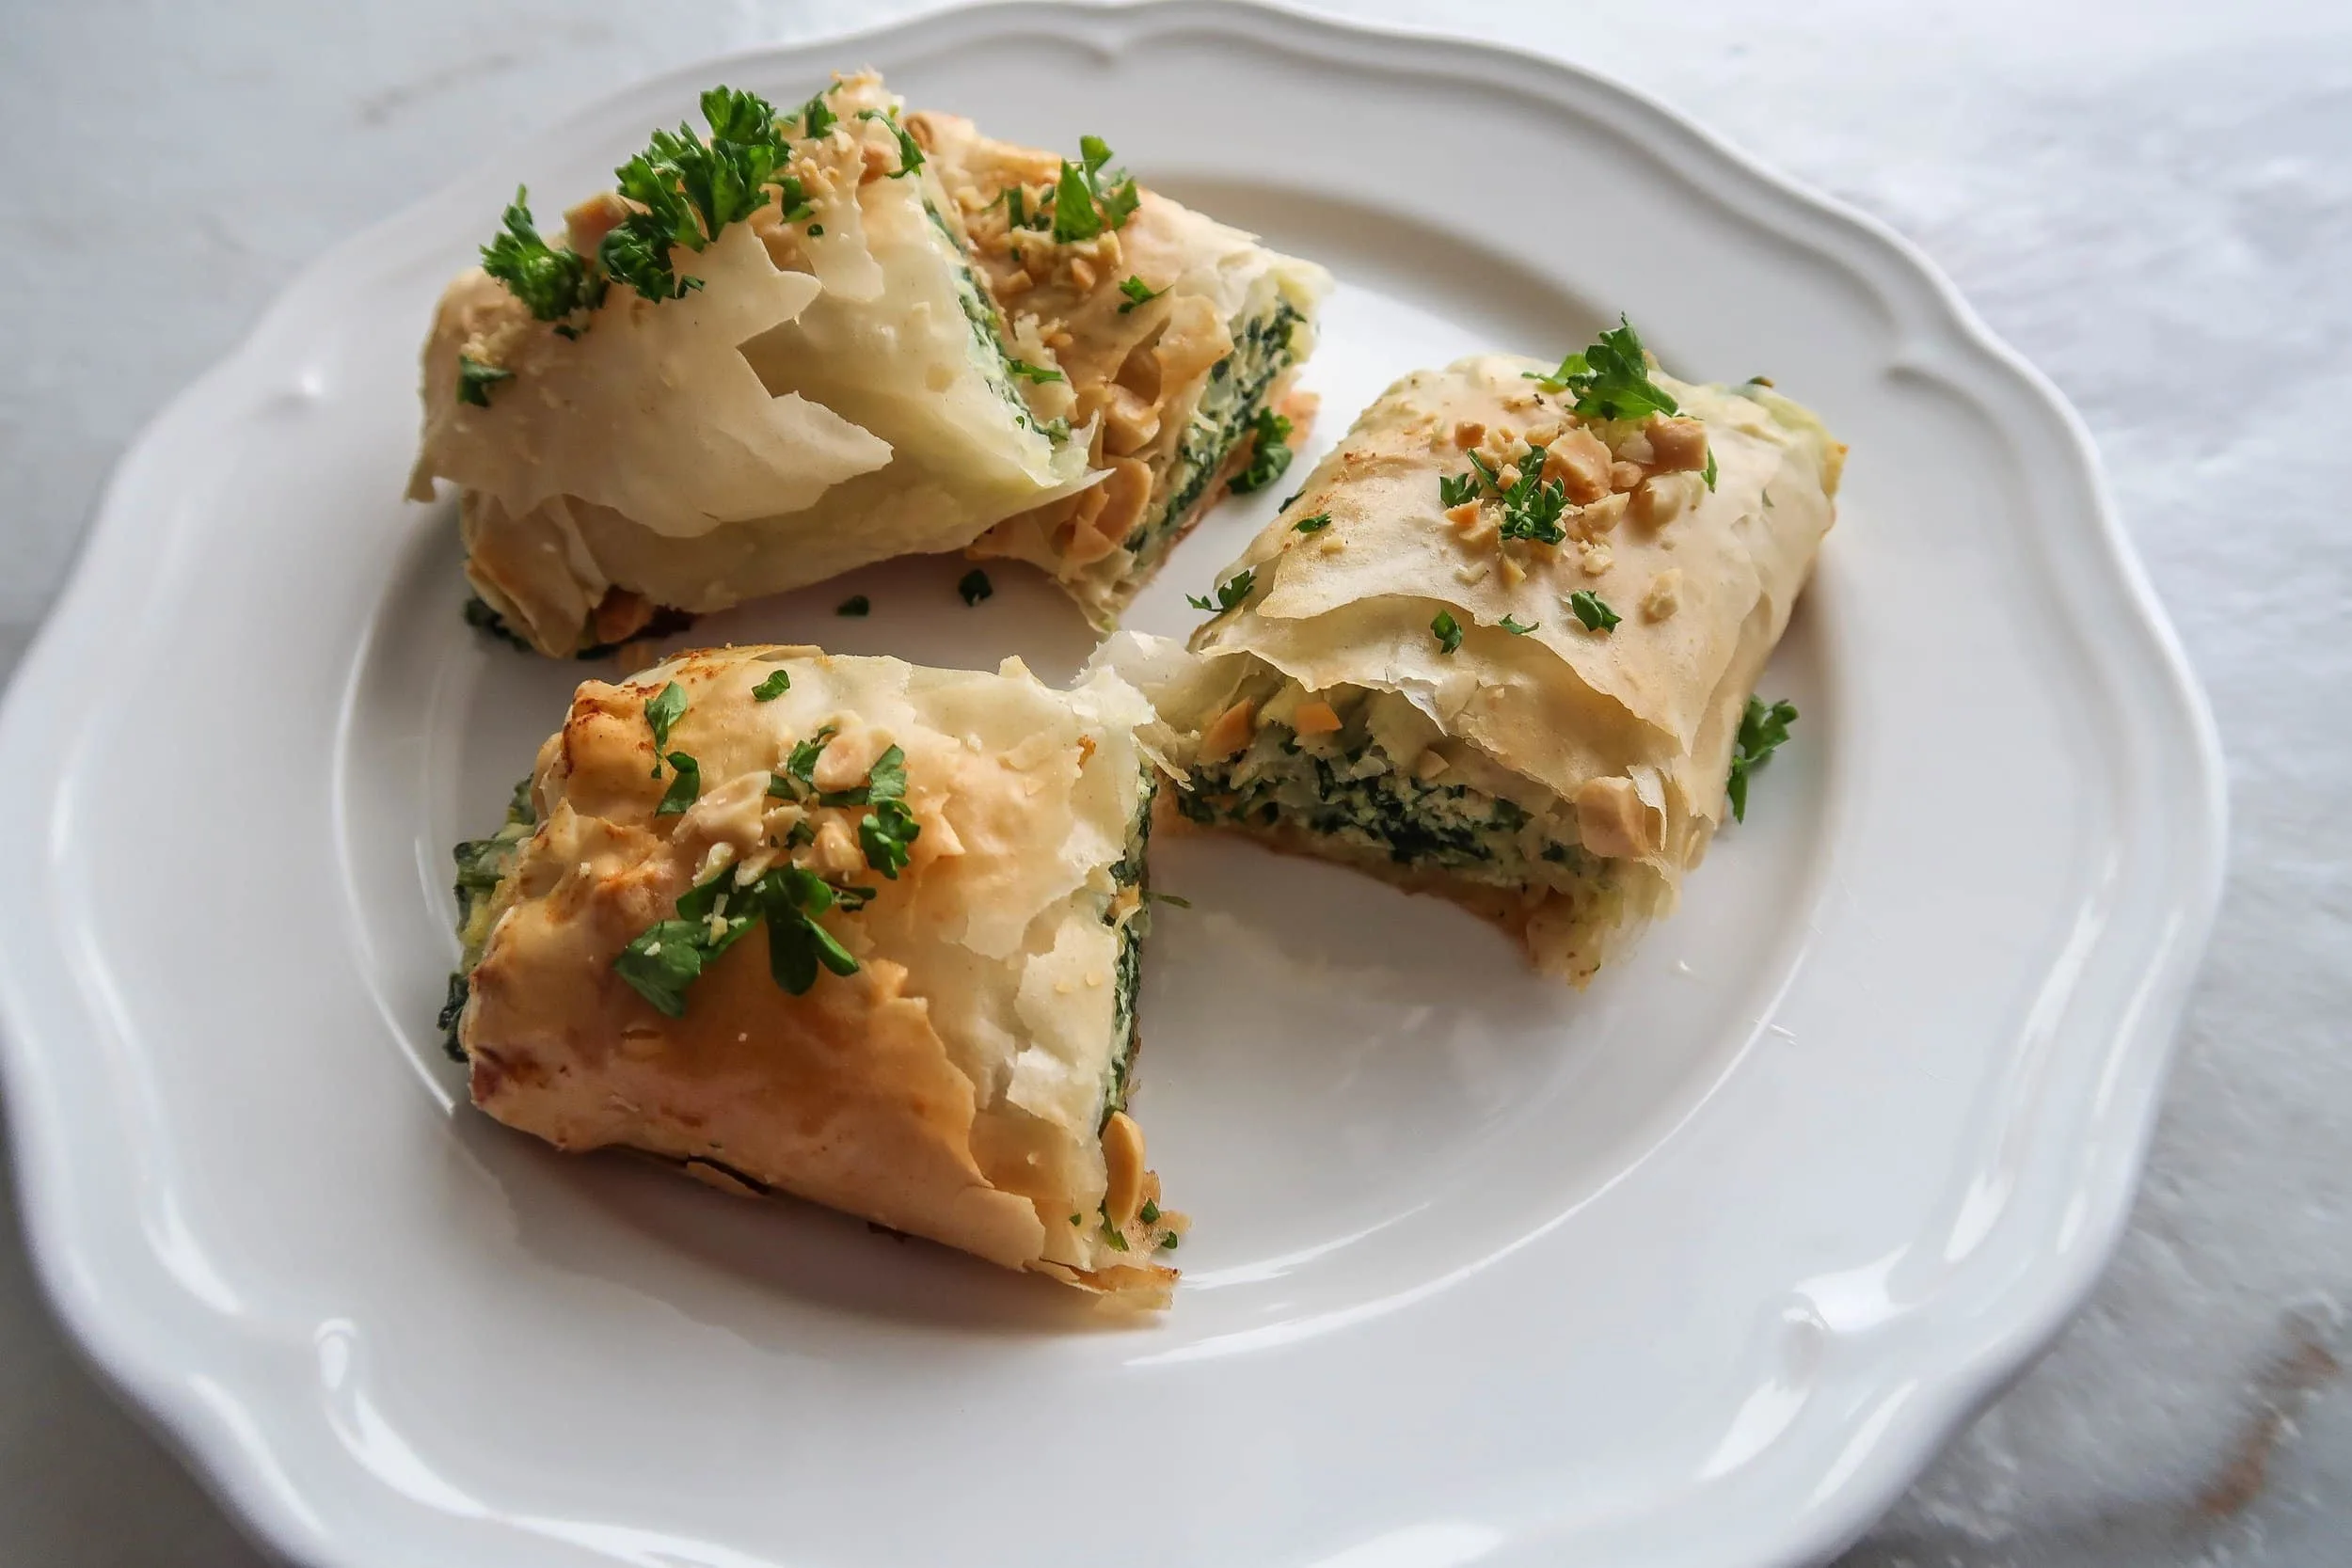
[3, 2, 2344, 1561]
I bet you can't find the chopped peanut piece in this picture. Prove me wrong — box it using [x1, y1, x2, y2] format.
[1647, 417, 1709, 472]
[1102, 1111, 1147, 1228]
[1579, 542, 1614, 577]
[1577, 492, 1629, 536]
[1643, 568, 1683, 620]
[1200, 698, 1258, 762]
[1069, 256, 1098, 292]
[1501, 556, 1528, 586]
[1291, 700, 1343, 736]
[1613, 430, 1657, 467]
[1611, 460, 1646, 493]
[1575, 776, 1657, 859]
[1445, 499, 1485, 530]
[1453, 420, 1486, 449]
[1631, 473, 1690, 528]
[1543, 429, 1614, 503]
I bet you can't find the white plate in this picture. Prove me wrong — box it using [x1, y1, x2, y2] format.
[0, 4, 2223, 1565]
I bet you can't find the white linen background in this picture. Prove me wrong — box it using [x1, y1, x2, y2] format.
[1, 1, 2344, 1562]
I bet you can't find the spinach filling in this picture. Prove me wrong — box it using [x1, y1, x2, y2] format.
[1101, 768, 1155, 1125]
[1123, 299, 1304, 573]
[927, 199, 1068, 443]
[438, 777, 538, 1061]
[1181, 697, 1610, 898]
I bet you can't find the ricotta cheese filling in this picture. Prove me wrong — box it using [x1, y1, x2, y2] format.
[1178, 674, 1627, 921]
[1120, 297, 1307, 586]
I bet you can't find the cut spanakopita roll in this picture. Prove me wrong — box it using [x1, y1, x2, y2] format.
[1115, 330, 1842, 984]
[441, 644, 1185, 1304]
[410, 74, 1093, 657]
[914, 113, 1330, 627]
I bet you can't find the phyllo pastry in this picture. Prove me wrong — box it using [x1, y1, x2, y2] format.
[914, 113, 1330, 626]
[440, 643, 1186, 1304]
[1116, 326, 1842, 984]
[410, 74, 1092, 657]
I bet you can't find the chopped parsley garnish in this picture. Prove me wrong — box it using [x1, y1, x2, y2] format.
[1762, 488, 1774, 509]
[1100, 1214, 1130, 1251]
[1529, 316, 1680, 422]
[796, 91, 837, 139]
[1049, 135, 1139, 243]
[600, 88, 796, 302]
[857, 745, 920, 879]
[855, 107, 923, 178]
[455, 355, 513, 407]
[760, 866, 862, 993]
[1438, 472, 1480, 508]
[1005, 358, 1064, 384]
[805, 223, 823, 237]
[751, 668, 791, 702]
[1432, 610, 1463, 654]
[772, 722, 837, 800]
[613, 917, 726, 1017]
[958, 568, 993, 606]
[1229, 409, 1295, 494]
[1185, 568, 1255, 614]
[1293, 513, 1332, 533]
[1143, 891, 1192, 909]
[1726, 697, 1798, 822]
[644, 681, 688, 755]
[1569, 591, 1622, 633]
[1702, 449, 1719, 492]
[1494, 455, 1569, 545]
[1500, 614, 1539, 635]
[1138, 1198, 1160, 1225]
[480, 187, 608, 324]
[1158, 1232, 1180, 1251]
[655, 752, 701, 814]
[836, 594, 870, 616]
[1117, 275, 1162, 312]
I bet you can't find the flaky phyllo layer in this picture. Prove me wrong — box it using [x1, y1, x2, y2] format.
[1113, 343, 1842, 983]
[407, 73, 1327, 655]
[448, 645, 1185, 1304]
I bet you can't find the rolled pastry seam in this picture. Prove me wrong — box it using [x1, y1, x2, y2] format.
[445, 644, 1185, 1304]
[1107, 354, 1842, 984]
[920, 111, 1331, 627]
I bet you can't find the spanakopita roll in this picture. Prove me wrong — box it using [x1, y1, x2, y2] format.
[1116, 329, 1842, 983]
[411, 74, 1094, 657]
[914, 113, 1330, 627]
[441, 644, 1185, 1303]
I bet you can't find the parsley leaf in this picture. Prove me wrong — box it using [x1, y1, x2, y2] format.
[1158, 1231, 1180, 1250]
[752, 668, 790, 702]
[1438, 472, 1480, 508]
[1050, 135, 1138, 243]
[756, 865, 861, 993]
[1005, 358, 1064, 384]
[456, 355, 513, 407]
[1185, 568, 1255, 614]
[860, 798, 920, 879]
[594, 87, 793, 303]
[1702, 448, 1719, 492]
[1138, 1198, 1160, 1225]
[1117, 275, 1162, 312]
[1293, 513, 1332, 533]
[1495, 453, 1569, 545]
[1230, 408, 1295, 494]
[796, 91, 837, 139]
[775, 723, 837, 800]
[1726, 697, 1798, 822]
[1529, 316, 1680, 422]
[644, 682, 688, 753]
[1432, 610, 1463, 655]
[836, 594, 870, 616]
[856, 107, 923, 178]
[655, 752, 701, 814]
[612, 919, 713, 1017]
[866, 744, 908, 805]
[957, 569, 993, 606]
[480, 187, 608, 323]
[1569, 591, 1622, 633]
[1500, 614, 1539, 635]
